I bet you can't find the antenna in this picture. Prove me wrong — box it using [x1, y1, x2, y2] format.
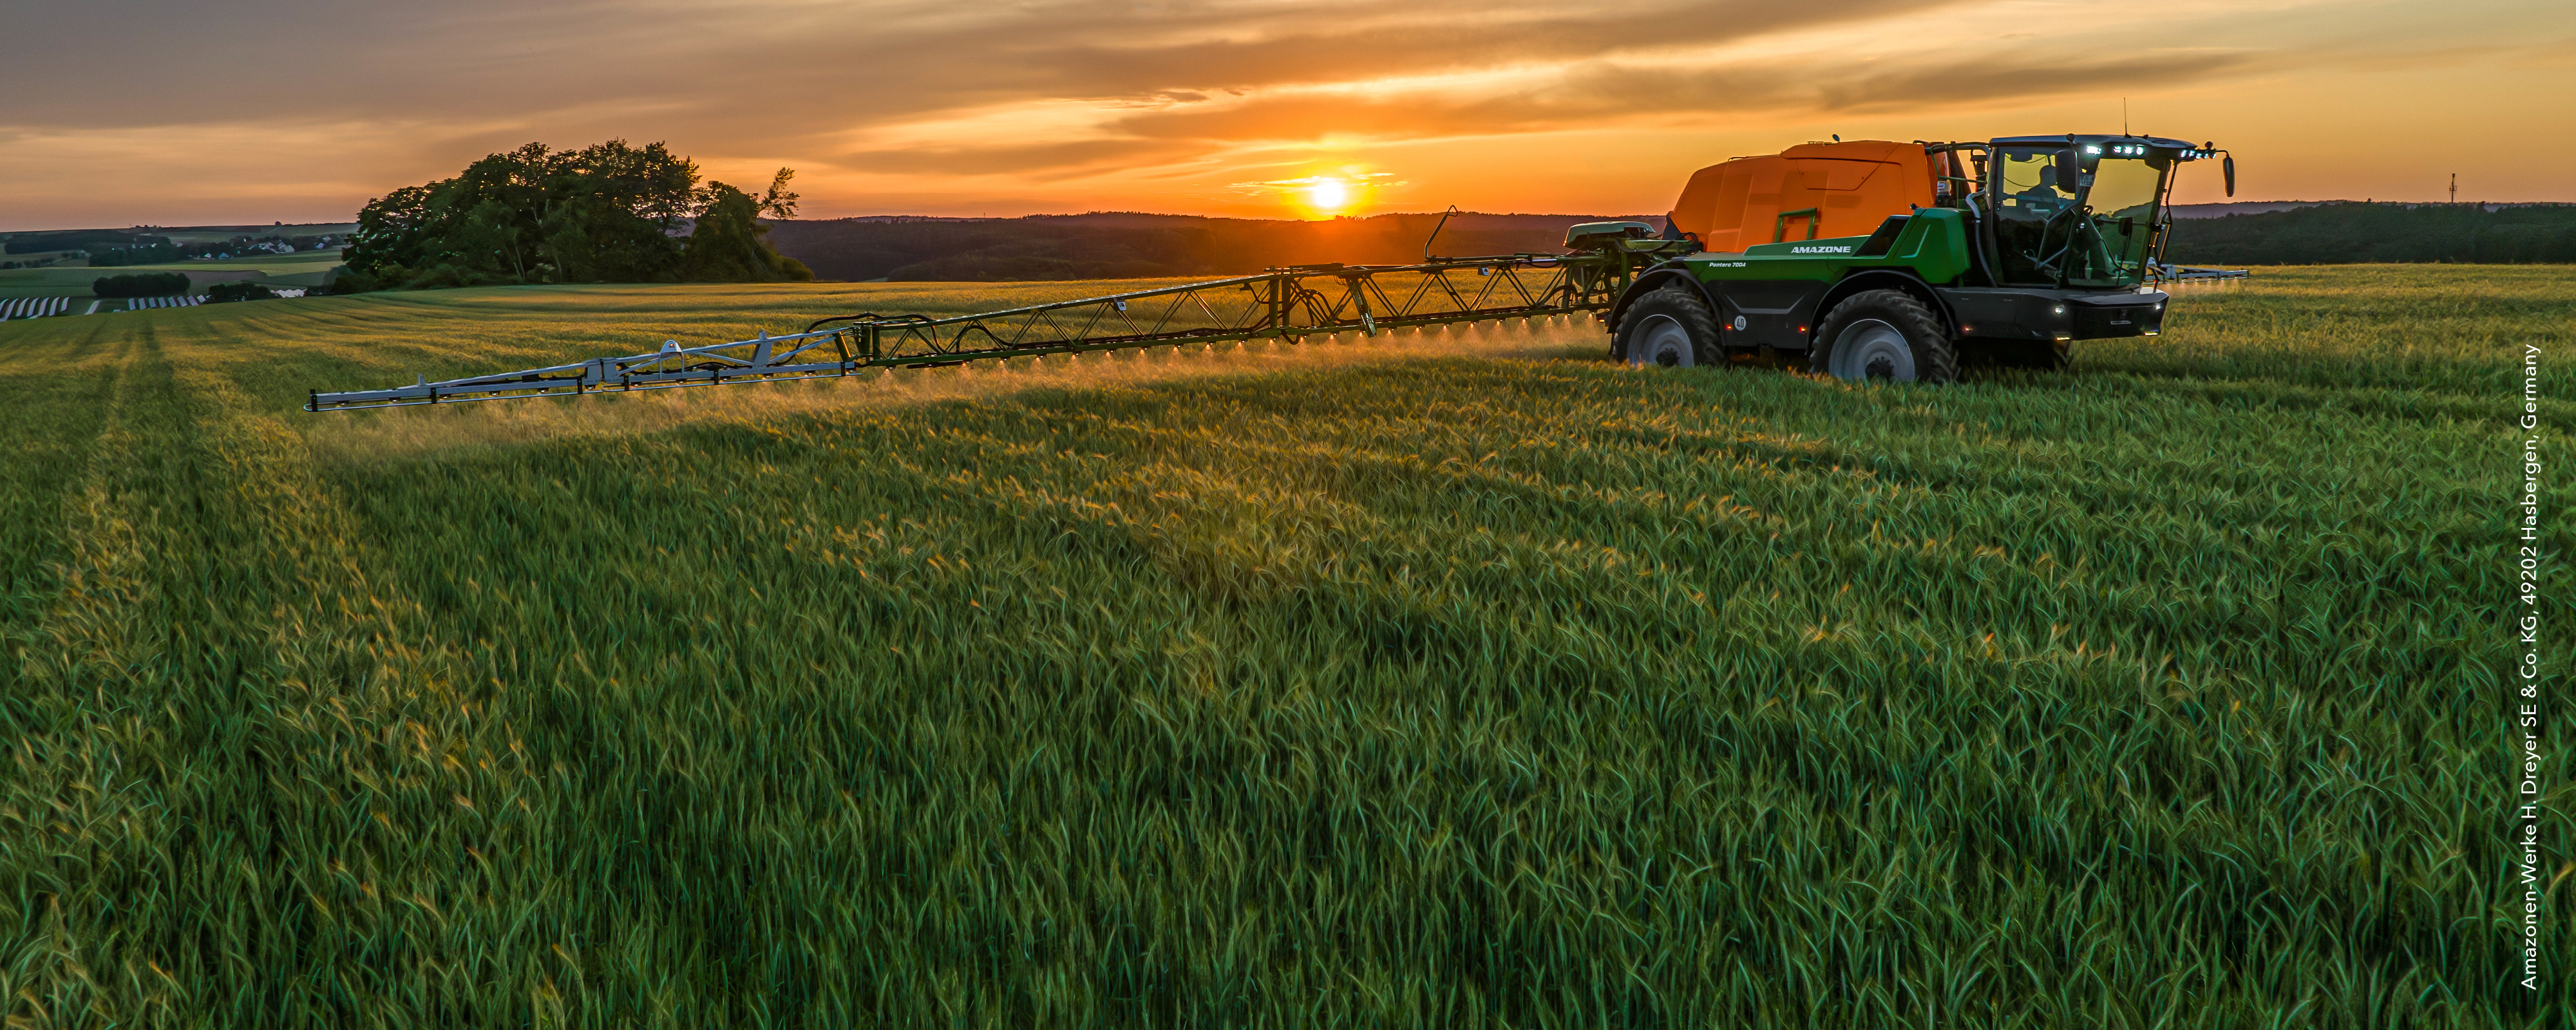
[2123, 98, 2128, 135]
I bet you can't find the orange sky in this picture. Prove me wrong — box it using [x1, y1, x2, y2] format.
[3, 0, 2571, 230]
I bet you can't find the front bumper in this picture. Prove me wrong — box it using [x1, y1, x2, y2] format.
[1937, 287, 2167, 342]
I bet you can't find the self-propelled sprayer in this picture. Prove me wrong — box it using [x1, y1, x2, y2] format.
[305, 134, 2233, 410]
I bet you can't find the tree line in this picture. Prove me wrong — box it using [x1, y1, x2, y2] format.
[92, 272, 191, 297]
[336, 140, 813, 292]
[2163, 203, 2576, 265]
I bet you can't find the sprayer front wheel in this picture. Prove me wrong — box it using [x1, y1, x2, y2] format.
[1614, 288, 1721, 369]
[1810, 290, 1956, 384]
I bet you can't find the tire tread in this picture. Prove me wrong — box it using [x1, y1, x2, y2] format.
[1613, 287, 1723, 367]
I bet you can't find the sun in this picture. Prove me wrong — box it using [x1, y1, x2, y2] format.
[1245, 169, 1392, 218]
[1305, 178, 1349, 215]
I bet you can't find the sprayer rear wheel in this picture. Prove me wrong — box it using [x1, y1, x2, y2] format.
[1614, 287, 1721, 369]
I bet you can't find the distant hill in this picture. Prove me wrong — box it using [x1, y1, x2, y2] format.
[2163, 202, 2576, 265]
[764, 212, 1663, 282]
[2168, 201, 2327, 219]
[3, 229, 168, 255]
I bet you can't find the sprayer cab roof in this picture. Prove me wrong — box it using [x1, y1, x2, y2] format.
[1986, 135, 2221, 160]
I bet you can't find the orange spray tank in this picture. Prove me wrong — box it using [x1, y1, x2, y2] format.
[1664, 140, 1940, 252]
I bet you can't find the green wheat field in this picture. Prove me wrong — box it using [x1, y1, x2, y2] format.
[0, 267, 2568, 1026]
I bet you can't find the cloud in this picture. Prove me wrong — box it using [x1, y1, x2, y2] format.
[2, 0, 2568, 225]
[1814, 53, 2255, 112]
[828, 138, 1210, 178]
[2, 0, 1954, 136]
[987, 0, 1953, 98]
[876, 50, 2251, 174]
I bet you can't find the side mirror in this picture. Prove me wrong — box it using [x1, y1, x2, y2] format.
[2222, 154, 2236, 197]
[2054, 151, 2081, 193]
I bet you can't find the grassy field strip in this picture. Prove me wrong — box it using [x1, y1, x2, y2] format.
[0, 267, 2567, 1025]
[5, 312, 565, 1023]
[5, 328, 169, 1021]
[5, 326, 234, 1022]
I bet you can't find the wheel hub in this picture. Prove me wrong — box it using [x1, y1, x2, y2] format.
[1828, 319, 1915, 382]
[1631, 315, 1696, 369]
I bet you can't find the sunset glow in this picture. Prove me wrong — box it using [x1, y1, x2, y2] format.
[1, 0, 2569, 229]
[1306, 178, 1350, 216]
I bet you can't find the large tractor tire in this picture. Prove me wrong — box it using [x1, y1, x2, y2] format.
[1613, 286, 1722, 369]
[1809, 289, 1957, 384]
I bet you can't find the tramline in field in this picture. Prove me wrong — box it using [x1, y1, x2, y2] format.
[305, 132, 2237, 411]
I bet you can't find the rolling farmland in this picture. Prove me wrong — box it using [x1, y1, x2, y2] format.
[0, 268, 2566, 1025]
[0, 252, 345, 304]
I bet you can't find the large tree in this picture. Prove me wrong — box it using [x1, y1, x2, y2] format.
[337, 140, 810, 292]
[680, 171, 809, 282]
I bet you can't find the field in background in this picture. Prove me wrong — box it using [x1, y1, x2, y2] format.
[0, 250, 344, 299]
[0, 268, 2566, 1025]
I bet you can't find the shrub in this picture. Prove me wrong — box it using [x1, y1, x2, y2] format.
[91, 272, 191, 298]
[205, 281, 280, 303]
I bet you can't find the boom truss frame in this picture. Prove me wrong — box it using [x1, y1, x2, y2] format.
[306, 252, 1647, 412]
